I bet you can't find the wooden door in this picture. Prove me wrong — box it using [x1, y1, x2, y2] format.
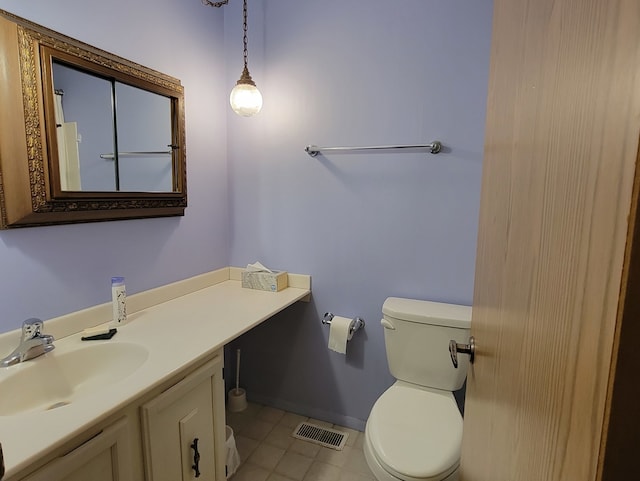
[460, 1, 640, 480]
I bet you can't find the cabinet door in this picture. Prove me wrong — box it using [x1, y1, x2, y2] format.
[22, 418, 132, 481]
[141, 358, 222, 481]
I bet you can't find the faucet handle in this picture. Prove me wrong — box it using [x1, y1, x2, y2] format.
[21, 318, 44, 340]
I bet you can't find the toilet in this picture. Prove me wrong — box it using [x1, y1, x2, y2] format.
[363, 297, 472, 481]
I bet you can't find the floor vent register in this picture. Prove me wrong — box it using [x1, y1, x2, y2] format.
[292, 422, 348, 451]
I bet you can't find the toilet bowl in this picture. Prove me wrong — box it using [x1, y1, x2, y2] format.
[363, 382, 461, 481]
[364, 298, 471, 481]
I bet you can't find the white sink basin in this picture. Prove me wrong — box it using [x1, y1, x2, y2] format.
[0, 342, 149, 416]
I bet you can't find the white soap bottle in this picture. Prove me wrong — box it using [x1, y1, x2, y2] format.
[111, 277, 127, 325]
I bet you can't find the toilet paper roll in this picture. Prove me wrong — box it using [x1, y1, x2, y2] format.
[328, 316, 352, 354]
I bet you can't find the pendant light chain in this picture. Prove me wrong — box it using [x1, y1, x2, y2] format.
[242, 0, 249, 70]
[202, 0, 250, 73]
[236, 0, 255, 87]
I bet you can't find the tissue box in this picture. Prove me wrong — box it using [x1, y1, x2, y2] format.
[241, 270, 288, 292]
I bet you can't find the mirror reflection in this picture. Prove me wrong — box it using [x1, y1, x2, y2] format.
[0, 8, 187, 229]
[51, 60, 175, 193]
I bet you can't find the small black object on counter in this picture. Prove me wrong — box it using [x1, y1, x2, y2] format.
[81, 328, 118, 341]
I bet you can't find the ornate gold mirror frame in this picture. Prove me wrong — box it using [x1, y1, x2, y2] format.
[0, 10, 187, 228]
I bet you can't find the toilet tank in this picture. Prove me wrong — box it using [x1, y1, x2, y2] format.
[382, 297, 471, 391]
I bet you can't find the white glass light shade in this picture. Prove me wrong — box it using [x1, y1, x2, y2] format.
[230, 82, 263, 117]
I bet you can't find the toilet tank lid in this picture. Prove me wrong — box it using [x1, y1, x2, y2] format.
[382, 297, 471, 329]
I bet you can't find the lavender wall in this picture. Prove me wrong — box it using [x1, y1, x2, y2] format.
[0, 0, 493, 430]
[0, 0, 229, 332]
[225, 0, 493, 429]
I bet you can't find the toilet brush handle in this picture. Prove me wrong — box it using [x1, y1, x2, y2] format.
[235, 348, 241, 391]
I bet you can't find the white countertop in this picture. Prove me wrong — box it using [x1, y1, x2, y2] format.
[0, 269, 311, 478]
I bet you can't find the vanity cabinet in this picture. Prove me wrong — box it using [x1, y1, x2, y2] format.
[0, 270, 311, 481]
[141, 358, 225, 481]
[7, 350, 226, 481]
[20, 418, 132, 481]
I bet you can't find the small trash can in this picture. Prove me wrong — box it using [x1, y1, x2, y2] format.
[225, 425, 241, 478]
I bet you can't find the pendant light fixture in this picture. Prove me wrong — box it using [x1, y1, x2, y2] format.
[202, 0, 263, 117]
[229, 0, 262, 116]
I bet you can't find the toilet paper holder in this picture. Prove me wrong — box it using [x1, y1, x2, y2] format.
[322, 312, 365, 339]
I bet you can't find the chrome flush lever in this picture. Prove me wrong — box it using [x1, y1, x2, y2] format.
[449, 337, 475, 368]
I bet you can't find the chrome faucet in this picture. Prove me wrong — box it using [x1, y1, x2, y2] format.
[0, 318, 55, 368]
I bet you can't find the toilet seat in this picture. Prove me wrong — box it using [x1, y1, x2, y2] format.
[365, 382, 462, 481]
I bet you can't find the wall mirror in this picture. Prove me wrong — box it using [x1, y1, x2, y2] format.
[0, 10, 187, 228]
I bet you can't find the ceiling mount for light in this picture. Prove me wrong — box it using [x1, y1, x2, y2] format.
[202, 0, 263, 117]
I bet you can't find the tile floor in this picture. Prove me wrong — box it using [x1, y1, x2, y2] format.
[226, 403, 376, 481]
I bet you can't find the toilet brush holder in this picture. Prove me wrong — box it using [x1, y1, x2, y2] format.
[228, 348, 247, 412]
[228, 387, 247, 412]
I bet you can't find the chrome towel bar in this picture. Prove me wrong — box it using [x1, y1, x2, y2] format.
[305, 140, 442, 157]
